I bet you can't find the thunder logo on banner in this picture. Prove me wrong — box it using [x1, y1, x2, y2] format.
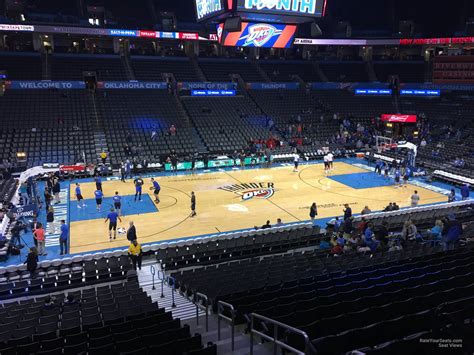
[218, 22, 296, 48]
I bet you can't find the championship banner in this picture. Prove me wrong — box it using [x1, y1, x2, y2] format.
[178, 82, 237, 90]
[381, 114, 417, 123]
[11, 204, 38, 219]
[218, 22, 296, 48]
[96, 81, 168, 89]
[5, 81, 86, 89]
[247, 82, 299, 90]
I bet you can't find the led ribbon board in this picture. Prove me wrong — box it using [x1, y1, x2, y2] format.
[218, 22, 296, 48]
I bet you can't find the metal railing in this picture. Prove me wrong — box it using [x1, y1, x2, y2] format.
[156, 269, 176, 307]
[217, 300, 236, 351]
[195, 292, 209, 331]
[250, 313, 314, 355]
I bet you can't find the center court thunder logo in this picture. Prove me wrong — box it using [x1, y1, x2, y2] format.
[218, 182, 275, 201]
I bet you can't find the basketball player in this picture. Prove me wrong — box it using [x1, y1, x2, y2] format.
[113, 191, 122, 216]
[327, 151, 334, 170]
[150, 178, 160, 204]
[105, 208, 122, 241]
[95, 175, 102, 191]
[75, 183, 85, 208]
[293, 153, 300, 172]
[394, 169, 402, 188]
[323, 154, 329, 174]
[94, 188, 103, 211]
[190, 191, 196, 217]
[134, 176, 144, 202]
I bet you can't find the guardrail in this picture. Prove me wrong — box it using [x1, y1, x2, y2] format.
[217, 300, 236, 351]
[195, 292, 209, 331]
[250, 313, 315, 355]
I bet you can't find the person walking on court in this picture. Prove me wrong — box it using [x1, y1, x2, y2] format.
[411, 190, 420, 207]
[52, 178, 61, 204]
[25, 247, 38, 277]
[190, 191, 196, 217]
[293, 153, 300, 172]
[120, 162, 126, 182]
[150, 178, 160, 203]
[128, 239, 142, 270]
[75, 183, 85, 208]
[134, 176, 144, 202]
[105, 208, 122, 241]
[59, 220, 68, 255]
[127, 221, 137, 242]
[95, 175, 102, 192]
[34, 223, 46, 256]
[309, 202, 318, 222]
[113, 191, 122, 216]
[44, 186, 52, 210]
[94, 188, 103, 211]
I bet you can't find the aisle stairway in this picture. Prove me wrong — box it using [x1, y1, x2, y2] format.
[138, 260, 273, 354]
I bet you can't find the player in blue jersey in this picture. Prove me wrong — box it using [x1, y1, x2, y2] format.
[94, 189, 103, 211]
[113, 191, 122, 216]
[105, 208, 122, 240]
[150, 178, 161, 204]
[134, 176, 144, 202]
[95, 175, 102, 191]
[75, 183, 85, 208]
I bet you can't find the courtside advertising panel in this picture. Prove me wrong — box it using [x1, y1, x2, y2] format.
[218, 22, 296, 48]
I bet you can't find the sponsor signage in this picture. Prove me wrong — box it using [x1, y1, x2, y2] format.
[96, 81, 168, 89]
[179, 32, 199, 40]
[218, 22, 296, 48]
[11, 204, 38, 219]
[0, 24, 34, 31]
[109, 29, 137, 36]
[5, 80, 85, 89]
[247, 82, 299, 90]
[218, 182, 275, 201]
[191, 89, 236, 96]
[400, 89, 440, 96]
[42, 163, 60, 169]
[381, 114, 417, 123]
[195, 0, 224, 21]
[158, 32, 179, 39]
[179, 82, 237, 90]
[355, 88, 392, 95]
[60, 165, 86, 172]
[237, 0, 325, 17]
[139, 30, 157, 38]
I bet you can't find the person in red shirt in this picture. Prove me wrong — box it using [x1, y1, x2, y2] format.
[34, 223, 46, 256]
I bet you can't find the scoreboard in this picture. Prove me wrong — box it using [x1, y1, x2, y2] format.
[195, 0, 326, 23]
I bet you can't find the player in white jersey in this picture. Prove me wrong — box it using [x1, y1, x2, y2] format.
[327, 152, 334, 170]
[323, 154, 329, 174]
[293, 154, 300, 172]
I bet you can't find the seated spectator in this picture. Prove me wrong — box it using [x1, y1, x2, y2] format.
[392, 202, 400, 210]
[64, 294, 78, 306]
[358, 218, 368, 234]
[425, 219, 443, 242]
[330, 243, 344, 256]
[43, 296, 56, 309]
[319, 237, 331, 250]
[401, 220, 418, 241]
[374, 221, 389, 246]
[383, 202, 394, 212]
[261, 220, 271, 229]
[361, 206, 372, 215]
[336, 234, 346, 247]
[327, 216, 342, 232]
[442, 215, 462, 250]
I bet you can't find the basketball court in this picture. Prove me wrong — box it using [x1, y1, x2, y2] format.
[69, 161, 448, 254]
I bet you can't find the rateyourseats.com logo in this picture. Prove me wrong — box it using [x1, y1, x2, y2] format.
[218, 182, 275, 201]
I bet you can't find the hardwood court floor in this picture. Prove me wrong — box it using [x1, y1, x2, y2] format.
[69, 162, 447, 254]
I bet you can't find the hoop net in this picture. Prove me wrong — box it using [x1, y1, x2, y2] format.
[375, 136, 395, 154]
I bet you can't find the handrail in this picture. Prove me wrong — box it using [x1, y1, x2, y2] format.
[250, 313, 315, 355]
[217, 300, 236, 351]
[195, 292, 209, 331]
[150, 265, 156, 290]
[156, 270, 176, 306]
